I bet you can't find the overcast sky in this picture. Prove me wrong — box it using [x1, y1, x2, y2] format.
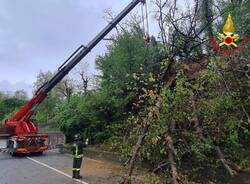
[0, 0, 147, 97]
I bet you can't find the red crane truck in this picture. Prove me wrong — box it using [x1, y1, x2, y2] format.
[0, 0, 145, 155]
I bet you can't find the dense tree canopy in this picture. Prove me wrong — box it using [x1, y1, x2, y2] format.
[0, 91, 28, 122]
[55, 26, 164, 143]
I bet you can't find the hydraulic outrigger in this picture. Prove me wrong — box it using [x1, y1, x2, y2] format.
[0, 0, 145, 155]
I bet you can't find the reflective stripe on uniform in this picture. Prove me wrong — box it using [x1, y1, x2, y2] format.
[75, 144, 78, 156]
[73, 154, 83, 158]
[72, 168, 81, 171]
[72, 143, 83, 158]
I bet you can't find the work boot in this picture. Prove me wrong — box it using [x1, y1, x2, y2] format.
[75, 171, 82, 179]
[72, 171, 77, 179]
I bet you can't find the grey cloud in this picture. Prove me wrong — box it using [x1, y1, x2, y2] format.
[0, 80, 33, 97]
[0, 0, 132, 87]
[0, 0, 137, 97]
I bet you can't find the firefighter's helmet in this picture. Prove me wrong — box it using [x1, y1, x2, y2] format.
[74, 134, 81, 141]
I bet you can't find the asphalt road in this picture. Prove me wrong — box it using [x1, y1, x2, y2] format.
[0, 150, 88, 184]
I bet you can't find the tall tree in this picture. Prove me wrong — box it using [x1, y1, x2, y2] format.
[33, 71, 60, 125]
[200, 0, 214, 37]
[14, 90, 28, 101]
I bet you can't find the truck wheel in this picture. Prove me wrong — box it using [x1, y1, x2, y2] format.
[9, 150, 16, 156]
[8, 140, 16, 156]
[37, 151, 43, 155]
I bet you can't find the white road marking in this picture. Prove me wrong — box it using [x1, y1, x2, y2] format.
[26, 156, 88, 184]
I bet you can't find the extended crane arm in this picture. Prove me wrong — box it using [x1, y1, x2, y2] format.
[6, 0, 145, 123]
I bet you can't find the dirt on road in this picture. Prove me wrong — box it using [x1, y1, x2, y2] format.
[80, 157, 145, 184]
[81, 158, 122, 183]
[61, 147, 146, 184]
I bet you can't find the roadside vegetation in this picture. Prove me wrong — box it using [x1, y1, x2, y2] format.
[1, 0, 250, 183]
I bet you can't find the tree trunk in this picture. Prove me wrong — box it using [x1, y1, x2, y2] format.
[123, 125, 149, 184]
[214, 146, 236, 176]
[191, 97, 238, 176]
[168, 120, 179, 184]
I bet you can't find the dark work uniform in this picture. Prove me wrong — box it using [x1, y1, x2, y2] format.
[72, 139, 84, 179]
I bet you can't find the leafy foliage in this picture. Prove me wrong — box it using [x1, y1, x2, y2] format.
[55, 26, 163, 143]
[0, 91, 28, 123]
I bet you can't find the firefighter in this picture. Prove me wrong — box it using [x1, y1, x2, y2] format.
[72, 134, 84, 179]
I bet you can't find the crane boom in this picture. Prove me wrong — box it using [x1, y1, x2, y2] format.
[8, 0, 145, 123]
[44, 0, 145, 94]
[1, 0, 145, 155]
